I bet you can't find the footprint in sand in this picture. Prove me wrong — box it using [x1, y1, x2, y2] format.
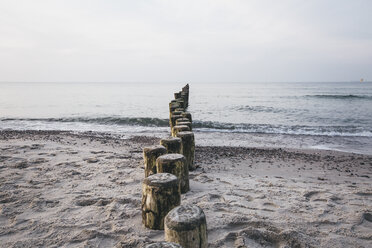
[303, 191, 333, 203]
[29, 198, 60, 211]
[361, 212, 372, 223]
[355, 191, 372, 197]
[75, 197, 113, 207]
[193, 174, 214, 183]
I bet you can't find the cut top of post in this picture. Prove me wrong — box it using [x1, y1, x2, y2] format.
[165, 204, 206, 231]
[171, 111, 183, 116]
[143, 173, 178, 187]
[157, 153, 185, 163]
[161, 137, 181, 143]
[143, 145, 167, 155]
[176, 131, 194, 138]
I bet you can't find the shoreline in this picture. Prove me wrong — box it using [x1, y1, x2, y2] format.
[1, 128, 372, 156]
[1, 130, 371, 247]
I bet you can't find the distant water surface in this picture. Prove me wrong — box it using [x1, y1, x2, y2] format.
[1, 82, 372, 154]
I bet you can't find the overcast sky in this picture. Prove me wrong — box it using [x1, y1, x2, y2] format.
[0, 0, 371, 82]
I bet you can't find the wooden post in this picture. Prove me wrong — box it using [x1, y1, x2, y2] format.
[181, 92, 188, 107]
[169, 102, 181, 114]
[171, 125, 190, 137]
[175, 121, 192, 131]
[181, 112, 192, 123]
[143, 145, 167, 177]
[165, 204, 207, 248]
[174, 91, 182, 100]
[175, 118, 190, 124]
[176, 99, 185, 109]
[156, 154, 189, 193]
[176, 131, 195, 171]
[171, 110, 183, 116]
[170, 114, 183, 129]
[174, 108, 185, 113]
[142, 173, 181, 230]
[160, 137, 182, 154]
[144, 242, 183, 248]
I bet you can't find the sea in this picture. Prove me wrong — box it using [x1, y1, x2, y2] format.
[1, 82, 372, 154]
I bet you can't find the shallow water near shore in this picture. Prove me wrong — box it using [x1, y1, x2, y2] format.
[1, 82, 372, 154]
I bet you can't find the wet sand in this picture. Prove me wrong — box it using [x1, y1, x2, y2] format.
[0, 130, 371, 247]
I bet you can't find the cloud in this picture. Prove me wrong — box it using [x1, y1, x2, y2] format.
[0, 0, 371, 82]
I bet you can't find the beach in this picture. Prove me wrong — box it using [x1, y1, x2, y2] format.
[1, 130, 371, 247]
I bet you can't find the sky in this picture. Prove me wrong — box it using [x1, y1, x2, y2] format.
[0, 0, 371, 83]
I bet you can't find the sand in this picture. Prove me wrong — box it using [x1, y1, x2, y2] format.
[0, 130, 371, 247]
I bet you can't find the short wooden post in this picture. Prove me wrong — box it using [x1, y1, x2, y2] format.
[176, 99, 185, 109]
[171, 125, 190, 137]
[142, 173, 181, 230]
[176, 131, 195, 171]
[144, 242, 183, 248]
[171, 110, 183, 116]
[175, 118, 190, 124]
[165, 204, 207, 248]
[174, 91, 182, 99]
[181, 112, 192, 123]
[170, 114, 183, 129]
[160, 137, 182, 154]
[181, 92, 188, 107]
[169, 102, 181, 114]
[143, 145, 167, 177]
[156, 154, 189, 193]
[174, 108, 185, 113]
[175, 121, 192, 131]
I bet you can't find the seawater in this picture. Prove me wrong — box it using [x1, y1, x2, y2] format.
[1, 82, 372, 154]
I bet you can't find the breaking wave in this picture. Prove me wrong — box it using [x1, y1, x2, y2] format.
[305, 94, 372, 100]
[1, 117, 371, 137]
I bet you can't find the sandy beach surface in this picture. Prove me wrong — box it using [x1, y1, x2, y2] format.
[0, 130, 371, 248]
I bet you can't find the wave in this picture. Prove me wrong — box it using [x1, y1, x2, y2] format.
[1, 117, 170, 127]
[193, 121, 372, 137]
[235, 105, 284, 113]
[305, 94, 372, 100]
[1, 117, 371, 137]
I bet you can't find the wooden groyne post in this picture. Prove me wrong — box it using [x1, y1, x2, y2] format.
[176, 131, 195, 171]
[142, 173, 181, 230]
[143, 145, 167, 177]
[156, 154, 189, 193]
[164, 204, 207, 248]
[160, 137, 182, 154]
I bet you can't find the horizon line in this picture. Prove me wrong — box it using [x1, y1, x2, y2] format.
[0, 80, 370, 84]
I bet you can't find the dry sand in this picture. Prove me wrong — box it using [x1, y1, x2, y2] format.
[0, 130, 371, 247]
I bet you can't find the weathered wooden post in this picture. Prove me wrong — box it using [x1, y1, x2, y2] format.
[171, 125, 190, 137]
[171, 110, 183, 116]
[164, 204, 207, 248]
[175, 118, 190, 124]
[142, 173, 181, 230]
[176, 131, 195, 171]
[174, 108, 185, 113]
[181, 92, 188, 107]
[144, 242, 183, 248]
[169, 102, 181, 114]
[181, 112, 192, 123]
[156, 154, 189, 193]
[176, 99, 185, 109]
[174, 91, 182, 100]
[143, 145, 167, 177]
[160, 137, 182, 154]
[175, 121, 192, 131]
[170, 114, 183, 129]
